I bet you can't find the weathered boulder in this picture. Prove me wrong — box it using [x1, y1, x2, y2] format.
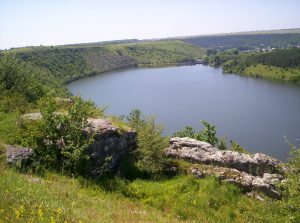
[21, 112, 43, 120]
[190, 165, 283, 198]
[165, 137, 285, 198]
[165, 137, 282, 176]
[85, 118, 136, 176]
[5, 145, 35, 166]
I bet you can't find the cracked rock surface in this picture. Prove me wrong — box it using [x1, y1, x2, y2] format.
[165, 137, 284, 198]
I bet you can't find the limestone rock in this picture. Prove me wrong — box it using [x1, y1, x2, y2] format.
[165, 137, 282, 176]
[190, 165, 282, 199]
[85, 118, 137, 176]
[165, 137, 284, 198]
[5, 145, 35, 165]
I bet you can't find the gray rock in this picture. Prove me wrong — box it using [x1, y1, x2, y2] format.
[190, 165, 282, 199]
[85, 118, 136, 176]
[5, 145, 35, 165]
[21, 112, 42, 120]
[165, 137, 282, 176]
[165, 137, 284, 198]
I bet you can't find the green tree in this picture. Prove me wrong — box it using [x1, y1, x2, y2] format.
[173, 120, 219, 147]
[0, 54, 46, 102]
[19, 96, 95, 174]
[0, 54, 25, 92]
[198, 120, 219, 146]
[127, 110, 168, 175]
[173, 126, 196, 138]
[127, 109, 146, 130]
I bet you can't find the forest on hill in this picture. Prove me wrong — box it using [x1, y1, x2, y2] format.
[182, 33, 300, 50]
[204, 48, 300, 83]
[3, 41, 205, 83]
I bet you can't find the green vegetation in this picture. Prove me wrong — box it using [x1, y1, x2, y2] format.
[183, 33, 300, 50]
[107, 40, 205, 66]
[0, 112, 19, 144]
[2, 145, 300, 223]
[1, 38, 300, 222]
[125, 176, 253, 222]
[14, 97, 101, 175]
[3, 40, 205, 83]
[230, 140, 249, 154]
[0, 166, 177, 223]
[127, 109, 169, 175]
[244, 64, 300, 82]
[173, 120, 225, 149]
[205, 48, 300, 83]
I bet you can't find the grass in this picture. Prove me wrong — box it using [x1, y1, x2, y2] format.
[125, 176, 249, 222]
[0, 165, 182, 223]
[0, 160, 272, 223]
[109, 116, 133, 133]
[244, 64, 300, 83]
[0, 112, 19, 144]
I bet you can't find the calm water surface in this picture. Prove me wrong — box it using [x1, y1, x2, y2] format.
[67, 65, 300, 161]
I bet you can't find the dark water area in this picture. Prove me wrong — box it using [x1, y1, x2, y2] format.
[67, 65, 300, 161]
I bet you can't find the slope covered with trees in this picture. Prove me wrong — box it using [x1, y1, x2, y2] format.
[3, 41, 205, 83]
[205, 48, 300, 83]
[183, 33, 300, 50]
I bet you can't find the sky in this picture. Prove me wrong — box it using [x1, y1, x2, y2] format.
[1, 0, 300, 49]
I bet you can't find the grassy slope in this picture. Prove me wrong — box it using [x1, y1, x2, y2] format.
[107, 41, 205, 65]
[244, 64, 300, 82]
[4, 41, 205, 83]
[0, 164, 272, 223]
[0, 112, 19, 144]
[0, 167, 178, 223]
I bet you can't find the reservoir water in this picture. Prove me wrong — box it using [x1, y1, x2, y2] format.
[67, 65, 300, 161]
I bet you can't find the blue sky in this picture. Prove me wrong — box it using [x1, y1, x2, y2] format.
[1, 0, 300, 49]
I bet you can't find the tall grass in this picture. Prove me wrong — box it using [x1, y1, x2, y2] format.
[0, 165, 180, 223]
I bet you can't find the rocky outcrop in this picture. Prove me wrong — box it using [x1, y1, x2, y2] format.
[5, 145, 35, 166]
[190, 165, 283, 198]
[165, 137, 282, 176]
[84, 118, 136, 176]
[165, 137, 284, 198]
[13, 113, 137, 176]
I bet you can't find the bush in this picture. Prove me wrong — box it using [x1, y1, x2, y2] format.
[0, 55, 47, 103]
[279, 142, 300, 222]
[127, 109, 168, 175]
[230, 140, 249, 154]
[0, 93, 30, 113]
[173, 120, 220, 147]
[17, 96, 97, 175]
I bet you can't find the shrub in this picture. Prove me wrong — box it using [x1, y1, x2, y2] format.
[173, 126, 196, 138]
[0, 54, 47, 103]
[0, 93, 30, 113]
[173, 120, 220, 147]
[230, 140, 249, 154]
[127, 109, 168, 175]
[17, 96, 96, 175]
[279, 142, 300, 222]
